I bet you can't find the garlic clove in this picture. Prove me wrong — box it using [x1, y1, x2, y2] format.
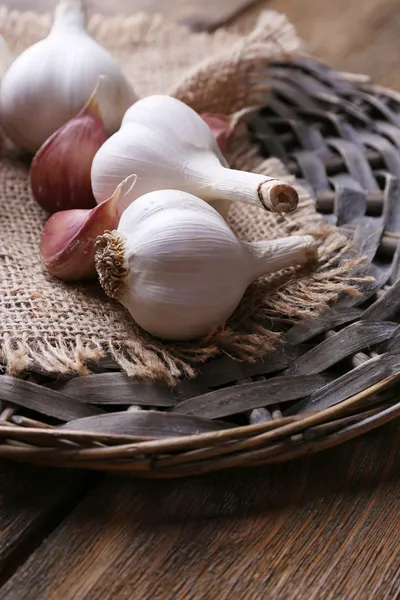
[0, 0, 137, 152]
[30, 78, 108, 213]
[200, 113, 232, 154]
[40, 174, 136, 280]
[95, 189, 316, 341]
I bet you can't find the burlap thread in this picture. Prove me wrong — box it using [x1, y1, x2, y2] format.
[0, 9, 360, 384]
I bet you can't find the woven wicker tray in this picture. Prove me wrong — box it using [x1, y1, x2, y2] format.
[2, 56, 400, 478]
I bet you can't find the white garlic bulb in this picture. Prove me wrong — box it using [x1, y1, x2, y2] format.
[91, 94, 299, 219]
[0, 0, 136, 152]
[95, 187, 317, 341]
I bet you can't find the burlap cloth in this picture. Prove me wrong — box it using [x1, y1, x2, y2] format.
[0, 7, 359, 384]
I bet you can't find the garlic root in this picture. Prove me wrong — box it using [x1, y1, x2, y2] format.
[95, 231, 128, 300]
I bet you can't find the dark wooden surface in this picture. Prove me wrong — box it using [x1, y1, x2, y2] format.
[1, 424, 400, 599]
[0, 461, 95, 589]
[5, 0, 400, 89]
[7, 0, 259, 31]
[2, 0, 400, 598]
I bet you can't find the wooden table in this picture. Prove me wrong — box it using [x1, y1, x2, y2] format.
[2, 0, 400, 598]
[0, 423, 399, 599]
[7, 0, 400, 89]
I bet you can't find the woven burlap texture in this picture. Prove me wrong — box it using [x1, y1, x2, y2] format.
[0, 9, 357, 384]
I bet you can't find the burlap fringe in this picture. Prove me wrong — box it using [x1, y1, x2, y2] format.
[0, 10, 367, 384]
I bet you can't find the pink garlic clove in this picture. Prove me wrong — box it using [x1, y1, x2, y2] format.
[200, 113, 232, 154]
[39, 175, 137, 281]
[30, 79, 107, 213]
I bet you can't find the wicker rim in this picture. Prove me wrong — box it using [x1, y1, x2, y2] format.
[2, 57, 400, 477]
[0, 374, 398, 477]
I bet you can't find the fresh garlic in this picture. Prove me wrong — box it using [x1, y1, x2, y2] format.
[201, 113, 232, 154]
[30, 78, 107, 213]
[0, 0, 136, 152]
[39, 175, 134, 280]
[95, 189, 317, 341]
[91, 95, 298, 218]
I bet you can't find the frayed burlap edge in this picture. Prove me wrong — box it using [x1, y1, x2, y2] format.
[0, 10, 367, 385]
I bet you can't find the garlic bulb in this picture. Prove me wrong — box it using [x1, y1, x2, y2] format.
[95, 189, 317, 341]
[201, 113, 232, 154]
[0, 0, 136, 152]
[91, 95, 299, 218]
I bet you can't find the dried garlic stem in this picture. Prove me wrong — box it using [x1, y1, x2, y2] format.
[258, 180, 299, 213]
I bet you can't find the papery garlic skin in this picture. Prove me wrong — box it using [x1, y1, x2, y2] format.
[91, 95, 298, 218]
[30, 80, 107, 213]
[0, 1, 136, 152]
[39, 175, 132, 281]
[95, 190, 316, 341]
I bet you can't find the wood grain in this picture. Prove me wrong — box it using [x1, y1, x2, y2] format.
[7, 0, 400, 89]
[6, 0, 258, 31]
[2, 424, 400, 600]
[0, 460, 95, 588]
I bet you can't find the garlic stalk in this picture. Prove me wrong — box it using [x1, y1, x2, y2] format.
[91, 95, 298, 218]
[95, 189, 316, 341]
[0, 0, 136, 152]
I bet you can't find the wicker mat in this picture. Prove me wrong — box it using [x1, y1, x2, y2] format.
[0, 9, 359, 384]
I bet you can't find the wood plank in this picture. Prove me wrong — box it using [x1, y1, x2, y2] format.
[0, 460, 96, 588]
[6, 0, 400, 91]
[6, 0, 259, 31]
[261, 0, 400, 90]
[2, 423, 400, 599]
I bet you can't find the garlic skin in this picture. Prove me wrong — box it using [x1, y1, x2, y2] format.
[95, 190, 316, 341]
[30, 79, 107, 213]
[0, 1, 136, 152]
[200, 113, 232, 154]
[91, 95, 298, 218]
[39, 175, 133, 281]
